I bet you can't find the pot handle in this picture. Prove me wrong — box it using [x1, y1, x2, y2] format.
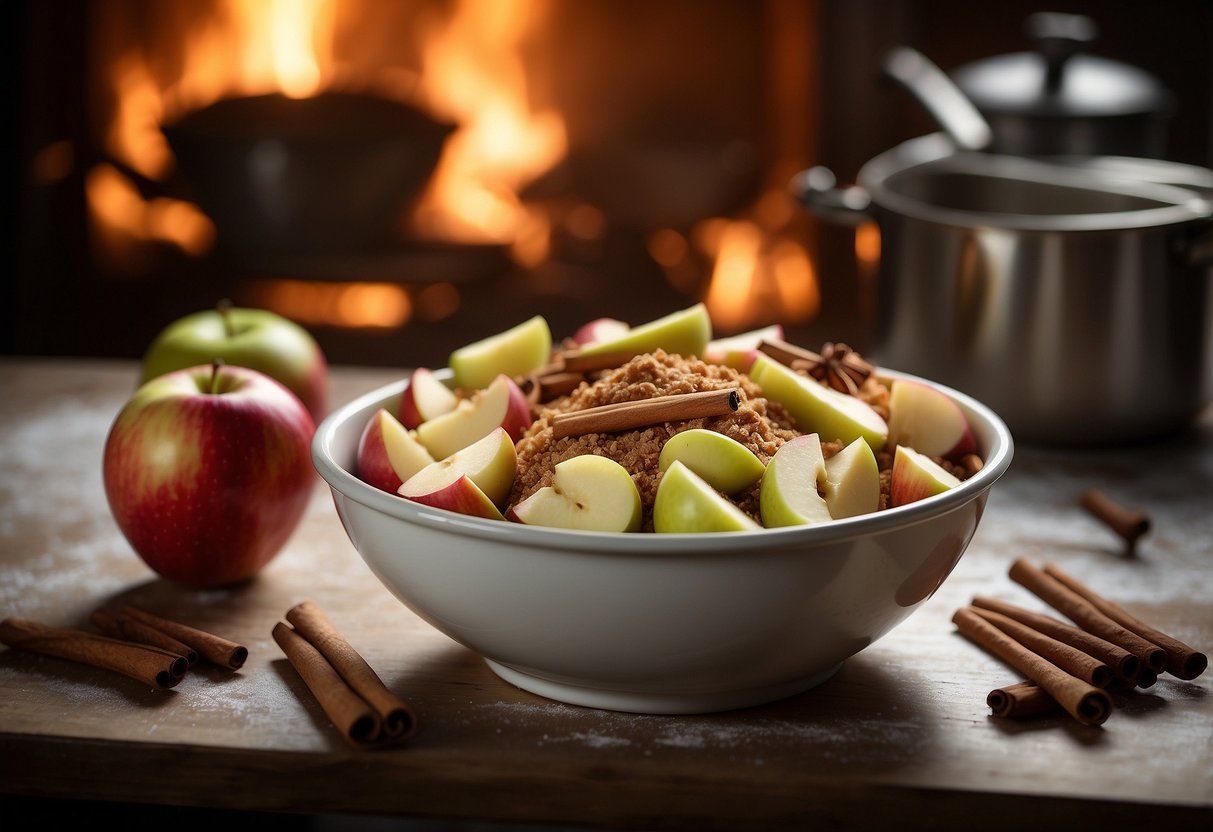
[789, 167, 873, 228]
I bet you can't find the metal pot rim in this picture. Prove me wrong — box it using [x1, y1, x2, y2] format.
[858, 133, 1213, 232]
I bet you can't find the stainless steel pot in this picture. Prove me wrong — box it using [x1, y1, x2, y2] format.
[795, 133, 1213, 445]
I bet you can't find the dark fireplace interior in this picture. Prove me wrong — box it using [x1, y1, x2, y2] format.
[7, 0, 1211, 371]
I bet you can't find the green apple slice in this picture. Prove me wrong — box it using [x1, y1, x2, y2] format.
[575, 303, 712, 360]
[749, 354, 888, 451]
[449, 315, 552, 391]
[658, 428, 765, 495]
[507, 455, 642, 532]
[822, 437, 880, 519]
[653, 461, 761, 533]
[759, 434, 833, 528]
[890, 445, 961, 507]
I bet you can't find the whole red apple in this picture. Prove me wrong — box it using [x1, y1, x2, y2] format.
[103, 362, 316, 588]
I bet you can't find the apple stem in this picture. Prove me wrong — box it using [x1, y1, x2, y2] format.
[217, 298, 235, 338]
[209, 359, 225, 395]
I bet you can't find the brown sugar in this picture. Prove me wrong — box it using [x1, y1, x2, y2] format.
[511, 350, 799, 531]
[508, 348, 970, 531]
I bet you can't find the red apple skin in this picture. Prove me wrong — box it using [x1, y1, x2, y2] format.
[401, 474, 505, 520]
[399, 367, 456, 430]
[572, 318, 630, 346]
[357, 408, 404, 494]
[103, 364, 316, 588]
[498, 374, 535, 440]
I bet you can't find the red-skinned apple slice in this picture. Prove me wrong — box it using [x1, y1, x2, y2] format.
[822, 437, 880, 519]
[889, 445, 961, 507]
[571, 317, 630, 346]
[357, 408, 436, 494]
[886, 379, 976, 460]
[506, 455, 642, 532]
[759, 434, 833, 528]
[704, 324, 785, 371]
[414, 374, 533, 461]
[399, 367, 458, 429]
[398, 427, 517, 517]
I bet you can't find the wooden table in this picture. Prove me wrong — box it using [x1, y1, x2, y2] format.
[1, 357, 1210, 830]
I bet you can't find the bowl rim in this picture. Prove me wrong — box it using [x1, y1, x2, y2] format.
[312, 365, 1014, 556]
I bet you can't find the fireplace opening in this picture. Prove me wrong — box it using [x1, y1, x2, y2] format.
[9, 1, 1211, 370]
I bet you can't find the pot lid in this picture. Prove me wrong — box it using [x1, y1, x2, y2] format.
[951, 12, 1175, 120]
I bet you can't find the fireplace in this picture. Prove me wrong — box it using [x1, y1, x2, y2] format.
[8, 1, 1211, 370]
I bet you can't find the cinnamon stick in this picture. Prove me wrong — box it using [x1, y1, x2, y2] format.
[523, 371, 585, 402]
[987, 681, 1061, 719]
[116, 604, 247, 669]
[1041, 562, 1207, 681]
[90, 607, 198, 666]
[952, 608, 1113, 727]
[967, 606, 1113, 688]
[971, 595, 1140, 682]
[559, 349, 639, 374]
[1078, 488, 1150, 549]
[273, 622, 382, 746]
[551, 388, 741, 440]
[1, 617, 187, 690]
[1007, 559, 1166, 673]
[757, 338, 822, 369]
[285, 601, 416, 740]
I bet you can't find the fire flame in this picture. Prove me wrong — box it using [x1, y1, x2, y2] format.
[88, 0, 567, 328]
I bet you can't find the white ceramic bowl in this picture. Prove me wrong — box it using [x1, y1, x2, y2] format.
[313, 369, 1013, 714]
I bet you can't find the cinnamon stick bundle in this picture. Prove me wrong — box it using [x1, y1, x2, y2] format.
[274, 601, 416, 748]
[952, 608, 1113, 726]
[971, 595, 1140, 682]
[987, 681, 1061, 719]
[1041, 563, 1207, 681]
[90, 607, 198, 666]
[966, 606, 1113, 688]
[0, 617, 187, 690]
[551, 388, 741, 440]
[116, 604, 248, 670]
[1007, 558, 1166, 673]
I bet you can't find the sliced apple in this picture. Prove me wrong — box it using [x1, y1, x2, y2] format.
[357, 408, 437, 494]
[886, 378, 976, 460]
[749, 354, 888, 451]
[506, 455, 642, 532]
[889, 445, 961, 508]
[399, 427, 517, 516]
[822, 437, 880, 519]
[704, 324, 785, 371]
[449, 315, 552, 391]
[399, 367, 458, 429]
[759, 434, 833, 528]
[575, 303, 712, 360]
[658, 428, 764, 496]
[653, 460, 761, 533]
[415, 374, 532, 461]
[571, 317, 630, 346]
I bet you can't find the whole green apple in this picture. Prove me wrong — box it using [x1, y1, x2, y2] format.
[103, 362, 316, 588]
[141, 301, 328, 422]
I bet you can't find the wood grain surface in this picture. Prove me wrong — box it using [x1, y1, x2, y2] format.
[1, 357, 1209, 830]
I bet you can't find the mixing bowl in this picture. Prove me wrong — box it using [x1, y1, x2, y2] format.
[312, 368, 1013, 714]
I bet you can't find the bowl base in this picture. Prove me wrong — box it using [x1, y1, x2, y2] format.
[484, 660, 844, 715]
